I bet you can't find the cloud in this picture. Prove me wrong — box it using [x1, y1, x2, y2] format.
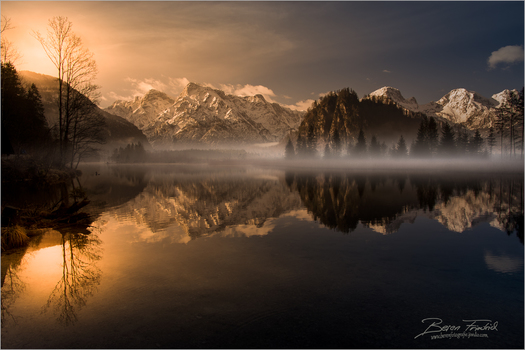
[106, 77, 311, 112]
[488, 45, 524, 69]
[283, 99, 315, 111]
[383, 69, 391, 73]
[219, 83, 277, 103]
[167, 77, 190, 91]
[107, 91, 138, 102]
[125, 77, 170, 96]
[105, 76, 193, 102]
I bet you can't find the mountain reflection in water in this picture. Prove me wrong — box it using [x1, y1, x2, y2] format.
[93, 167, 305, 242]
[286, 171, 523, 241]
[86, 165, 523, 244]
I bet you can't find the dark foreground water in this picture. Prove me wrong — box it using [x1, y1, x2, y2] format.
[2, 164, 523, 349]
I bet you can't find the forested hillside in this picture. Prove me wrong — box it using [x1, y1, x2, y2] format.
[295, 88, 425, 154]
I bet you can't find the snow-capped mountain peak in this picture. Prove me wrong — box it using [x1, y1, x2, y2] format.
[491, 89, 519, 108]
[367, 85, 518, 129]
[179, 82, 217, 99]
[106, 82, 305, 146]
[430, 88, 503, 125]
[437, 88, 497, 109]
[105, 89, 175, 129]
[368, 86, 419, 110]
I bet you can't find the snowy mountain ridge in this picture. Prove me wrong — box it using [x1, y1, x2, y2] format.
[367, 86, 519, 129]
[106, 89, 175, 129]
[368, 86, 420, 111]
[105, 83, 304, 146]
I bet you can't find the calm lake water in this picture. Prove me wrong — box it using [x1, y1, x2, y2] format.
[2, 163, 523, 349]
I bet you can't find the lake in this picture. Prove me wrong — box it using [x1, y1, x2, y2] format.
[1, 163, 523, 348]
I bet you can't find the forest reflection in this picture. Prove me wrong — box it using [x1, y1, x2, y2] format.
[285, 171, 523, 242]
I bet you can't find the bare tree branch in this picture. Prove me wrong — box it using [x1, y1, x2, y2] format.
[1, 16, 22, 65]
[33, 16, 105, 168]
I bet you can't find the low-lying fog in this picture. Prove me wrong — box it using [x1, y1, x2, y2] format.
[96, 140, 524, 174]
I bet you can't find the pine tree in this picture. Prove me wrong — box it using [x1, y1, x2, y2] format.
[456, 130, 469, 156]
[412, 116, 429, 157]
[395, 135, 408, 158]
[379, 142, 388, 157]
[516, 87, 525, 157]
[508, 88, 524, 156]
[369, 135, 380, 156]
[1, 63, 50, 154]
[331, 127, 341, 157]
[324, 143, 331, 159]
[25, 83, 49, 144]
[409, 140, 416, 157]
[427, 117, 439, 156]
[487, 127, 496, 155]
[468, 130, 484, 157]
[439, 122, 456, 156]
[354, 129, 367, 157]
[346, 139, 354, 157]
[285, 137, 295, 159]
[306, 123, 317, 157]
[296, 134, 307, 158]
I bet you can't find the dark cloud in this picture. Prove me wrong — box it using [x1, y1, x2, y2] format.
[2, 1, 523, 107]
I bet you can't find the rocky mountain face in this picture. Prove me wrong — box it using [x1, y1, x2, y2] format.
[368, 86, 519, 130]
[105, 83, 304, 147]
[368, 86, 420, 112]
[105, 89, 175, 129]
[19, 71, 150, 152]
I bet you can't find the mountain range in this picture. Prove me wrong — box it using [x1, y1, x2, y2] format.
[106, 83, 518, 148]
[19, 69, 518, 149]
[106, 83, 304, 147]
[368, 86, 519, 130]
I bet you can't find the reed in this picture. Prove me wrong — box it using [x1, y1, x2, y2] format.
[1, 225, 30, 251]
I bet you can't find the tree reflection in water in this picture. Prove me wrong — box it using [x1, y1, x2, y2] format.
[42, 229, 103, 325]
[285, 171, 524, 242]
[1, 255, 26, 326]
[495, 178, 524, 243]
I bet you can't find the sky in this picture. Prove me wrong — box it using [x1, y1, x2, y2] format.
[2, 1, 524, 110]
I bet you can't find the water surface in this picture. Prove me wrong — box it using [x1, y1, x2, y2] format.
[2, 164, 523, 348]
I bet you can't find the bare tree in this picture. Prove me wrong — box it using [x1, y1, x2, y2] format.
[33, 16, 105, 167]
[68, 91, 106, 168]
[1, 15, 22, 65]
